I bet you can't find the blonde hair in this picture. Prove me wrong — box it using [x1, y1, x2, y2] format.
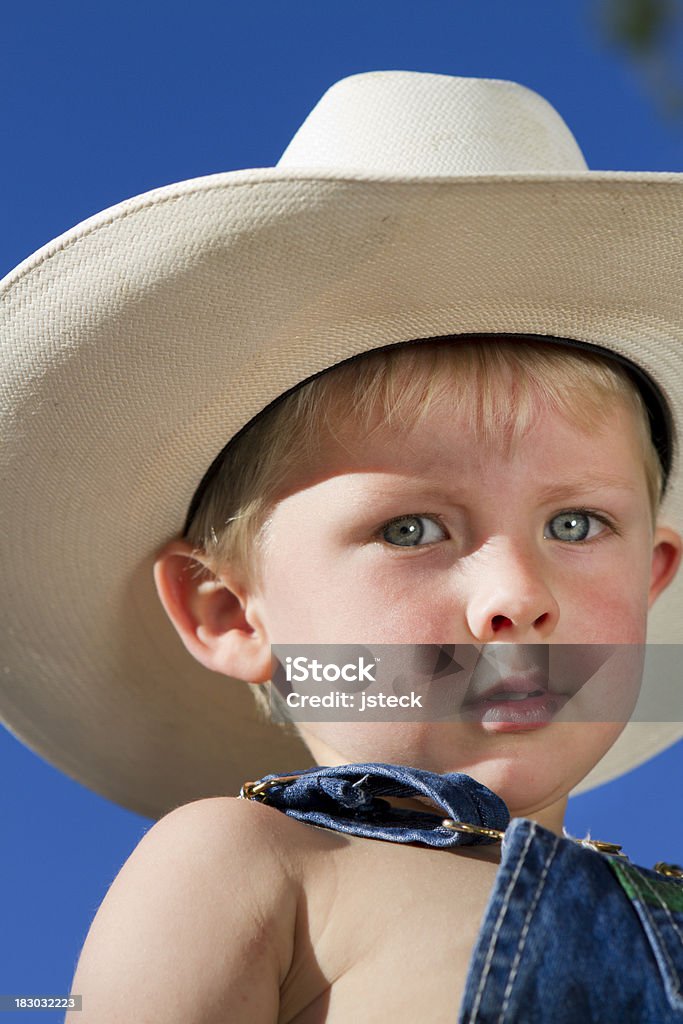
[184, 336, 664, 717]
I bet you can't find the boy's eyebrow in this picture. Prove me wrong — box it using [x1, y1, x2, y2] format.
[535, 476, 639, 502]
[342, 472, 641, 505]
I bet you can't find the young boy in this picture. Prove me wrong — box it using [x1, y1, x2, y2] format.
[2, 71, 683, 1021]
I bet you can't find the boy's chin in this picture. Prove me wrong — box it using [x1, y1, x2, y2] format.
[470, 723, 625, 813]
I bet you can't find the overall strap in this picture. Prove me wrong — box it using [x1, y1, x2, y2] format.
[239, 761, 511, 848]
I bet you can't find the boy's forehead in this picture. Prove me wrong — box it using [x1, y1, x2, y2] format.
[303, 386, 645, 489]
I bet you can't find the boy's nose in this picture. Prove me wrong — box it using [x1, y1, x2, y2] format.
[464, 540, 560, 643]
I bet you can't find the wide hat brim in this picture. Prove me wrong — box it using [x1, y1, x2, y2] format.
[2, 75, 683, 819]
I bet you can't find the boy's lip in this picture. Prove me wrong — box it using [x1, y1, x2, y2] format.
[462, 667, 557, 706]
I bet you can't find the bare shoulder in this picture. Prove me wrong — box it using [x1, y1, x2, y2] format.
[67, 796, 302, 1024]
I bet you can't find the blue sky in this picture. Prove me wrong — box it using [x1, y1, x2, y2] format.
[1, 1, 682, 1018]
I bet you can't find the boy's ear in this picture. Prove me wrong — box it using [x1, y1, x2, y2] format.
[152, 538, 272, 684]
[648, 525, 683, 609]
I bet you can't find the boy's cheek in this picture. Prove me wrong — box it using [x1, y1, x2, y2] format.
[567, 600, 648, 645]
[551, 555, 652, 645]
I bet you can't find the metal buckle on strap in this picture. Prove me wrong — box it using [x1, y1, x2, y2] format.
[654, 861, 683, 878]
[442, 819, 627, 856]
[441, 819, 506, 841]
[579, 838, 627, 857]
[239, 774, 303, 801]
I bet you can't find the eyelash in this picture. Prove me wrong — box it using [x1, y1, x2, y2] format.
[376, 512, 447, 546]
[548, 509, 620, 542]
[376, 508, 620, 547]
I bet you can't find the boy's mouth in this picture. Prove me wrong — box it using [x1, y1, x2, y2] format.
[464, 667, 552, 704]
[461, 668, 569, 727]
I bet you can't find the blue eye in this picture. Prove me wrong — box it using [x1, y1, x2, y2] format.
[545, 510, 611, 543]
[381, 515, 447, 547]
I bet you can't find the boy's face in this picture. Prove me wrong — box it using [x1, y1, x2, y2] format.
[243, 387, 681, 819]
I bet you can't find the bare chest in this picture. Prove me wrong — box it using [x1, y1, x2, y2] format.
[279, 834, 502, 1024]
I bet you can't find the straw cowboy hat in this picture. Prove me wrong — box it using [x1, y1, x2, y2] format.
[1, 70, 682, 820]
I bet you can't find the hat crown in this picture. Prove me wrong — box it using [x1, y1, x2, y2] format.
[278, 71, 588, 176]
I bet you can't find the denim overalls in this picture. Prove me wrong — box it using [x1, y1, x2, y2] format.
[240, 762, 683, 1023]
